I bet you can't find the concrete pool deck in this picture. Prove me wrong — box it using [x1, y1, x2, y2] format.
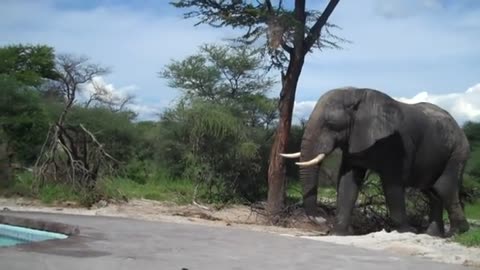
[0, 211, 473, 270]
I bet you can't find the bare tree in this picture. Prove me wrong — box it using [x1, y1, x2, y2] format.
[34, 54, 118, 202]
[50, 54, 110, 124]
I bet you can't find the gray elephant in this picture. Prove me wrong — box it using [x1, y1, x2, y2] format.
[281, 87, 470, 237]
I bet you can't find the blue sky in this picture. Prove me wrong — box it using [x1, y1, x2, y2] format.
[1, 0, 479, 122]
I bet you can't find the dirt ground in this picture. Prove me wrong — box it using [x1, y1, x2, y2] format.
[2, 197, 480, 267]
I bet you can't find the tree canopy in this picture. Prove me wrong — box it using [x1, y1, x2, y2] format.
[0, 44, 58, 87]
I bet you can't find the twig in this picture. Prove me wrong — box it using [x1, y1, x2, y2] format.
[79, 124, 120, 163]
[192, 184, 210, 211]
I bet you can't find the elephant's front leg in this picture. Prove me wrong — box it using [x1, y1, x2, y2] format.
[381, 179, 416, 233]
[333, 165, 366, 235]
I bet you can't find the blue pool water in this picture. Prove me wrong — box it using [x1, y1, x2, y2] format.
[0, 235, 27, 246]
[0, 224, 68, 247]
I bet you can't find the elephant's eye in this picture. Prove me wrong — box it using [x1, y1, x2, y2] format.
[324, 109, 348, 131]
[325, 119, 345, 131]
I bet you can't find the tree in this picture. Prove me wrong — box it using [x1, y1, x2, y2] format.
[0, 75, 49, 165]
[160, 44, 277, 127]
[159, 43, 278, 201]
[0, 44, 58, 87]
[171, 0, 343, 218]
[0, 44, 56, 184]
[463, 121, 480, 146]
[161, 44, 275, 101]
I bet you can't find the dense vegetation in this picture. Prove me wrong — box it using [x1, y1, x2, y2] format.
[2, 43, 480, 244]
[0, 43, 298, 205]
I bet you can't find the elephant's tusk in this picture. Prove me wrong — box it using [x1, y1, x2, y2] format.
[279, 152, 301, 158]
[295, 153, 326, 167]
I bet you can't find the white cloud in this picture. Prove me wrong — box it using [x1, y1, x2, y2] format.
[80, 76, 137, 101]
[293, 83, 480, 124]
[79, 76, 162, 120]
[127, 103, 163, 120]
[293, 101, 317, 123]
[396, 83, 480, 123]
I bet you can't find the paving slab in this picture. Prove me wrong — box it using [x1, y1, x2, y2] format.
[0, 212, 471, 270]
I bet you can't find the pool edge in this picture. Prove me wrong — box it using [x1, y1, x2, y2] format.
[0, 214, 80, 236]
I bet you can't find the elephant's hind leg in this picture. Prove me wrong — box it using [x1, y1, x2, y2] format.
[433, 159, 469, 236]
[423, 189, 445, 237]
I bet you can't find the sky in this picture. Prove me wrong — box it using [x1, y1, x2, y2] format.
[1, 0, 479, 123]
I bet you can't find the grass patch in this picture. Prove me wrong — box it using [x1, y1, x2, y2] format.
[286, 180, 336, 201]
[0, 171, 80, 204]
[449, 200, 480, 247]
[0, 171, 34, 197]
[0, 168, 228, 206]
[104, 169, 196, 204]
[454, 228, 480, 247]
[38, 183, 80, 204]
[286, 180, 302, 200]
[465, 200, 480, 220]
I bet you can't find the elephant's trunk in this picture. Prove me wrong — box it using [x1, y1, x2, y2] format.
[297, 130, 326, 218]
[300, 165, 320, 217]
[297, 122, 335, 220]
[280, 149, 324, 216]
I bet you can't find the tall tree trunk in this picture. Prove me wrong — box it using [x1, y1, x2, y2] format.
[267, 56, 304, 218]
[266, 0, 307, 219]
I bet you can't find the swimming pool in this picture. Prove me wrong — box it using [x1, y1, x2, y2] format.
[0, 223, 68, 247]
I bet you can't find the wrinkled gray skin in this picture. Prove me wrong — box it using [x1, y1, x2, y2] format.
[296, 87, 470, 237]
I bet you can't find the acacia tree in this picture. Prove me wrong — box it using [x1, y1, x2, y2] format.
[172, 0, 343, 218]
[0, 44, 57, 187]
[0, 44, 58, 87]
[159, 43, 277, 200]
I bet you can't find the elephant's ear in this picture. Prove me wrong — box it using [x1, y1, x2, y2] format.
[348, 91, 402, 153]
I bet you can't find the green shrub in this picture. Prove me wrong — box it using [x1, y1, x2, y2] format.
[123, 159, 150, 184]
[157, 100, 266, 203]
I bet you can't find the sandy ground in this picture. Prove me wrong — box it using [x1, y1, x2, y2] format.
[1, 197, 480, 267]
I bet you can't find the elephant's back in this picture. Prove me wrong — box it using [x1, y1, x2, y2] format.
[412, 102, 468, 147]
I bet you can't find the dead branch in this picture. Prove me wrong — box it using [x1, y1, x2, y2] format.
[84, 79, 135, 112]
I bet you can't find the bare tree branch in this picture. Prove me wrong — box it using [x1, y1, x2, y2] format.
[304, 0, 340, 54]
[84, 79, 135, 112]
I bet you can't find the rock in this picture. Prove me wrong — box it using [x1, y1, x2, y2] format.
[93, 200, 108, 209]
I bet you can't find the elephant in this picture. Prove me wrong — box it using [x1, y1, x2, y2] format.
[281, 87, 470, 237]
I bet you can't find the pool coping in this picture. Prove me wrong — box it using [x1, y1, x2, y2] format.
[0, 214, 80, 236]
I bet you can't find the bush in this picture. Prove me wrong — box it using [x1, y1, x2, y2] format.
[67, 106, 139, 163]
[0, 75, 49, 165]
[157, 100, 266, 203]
